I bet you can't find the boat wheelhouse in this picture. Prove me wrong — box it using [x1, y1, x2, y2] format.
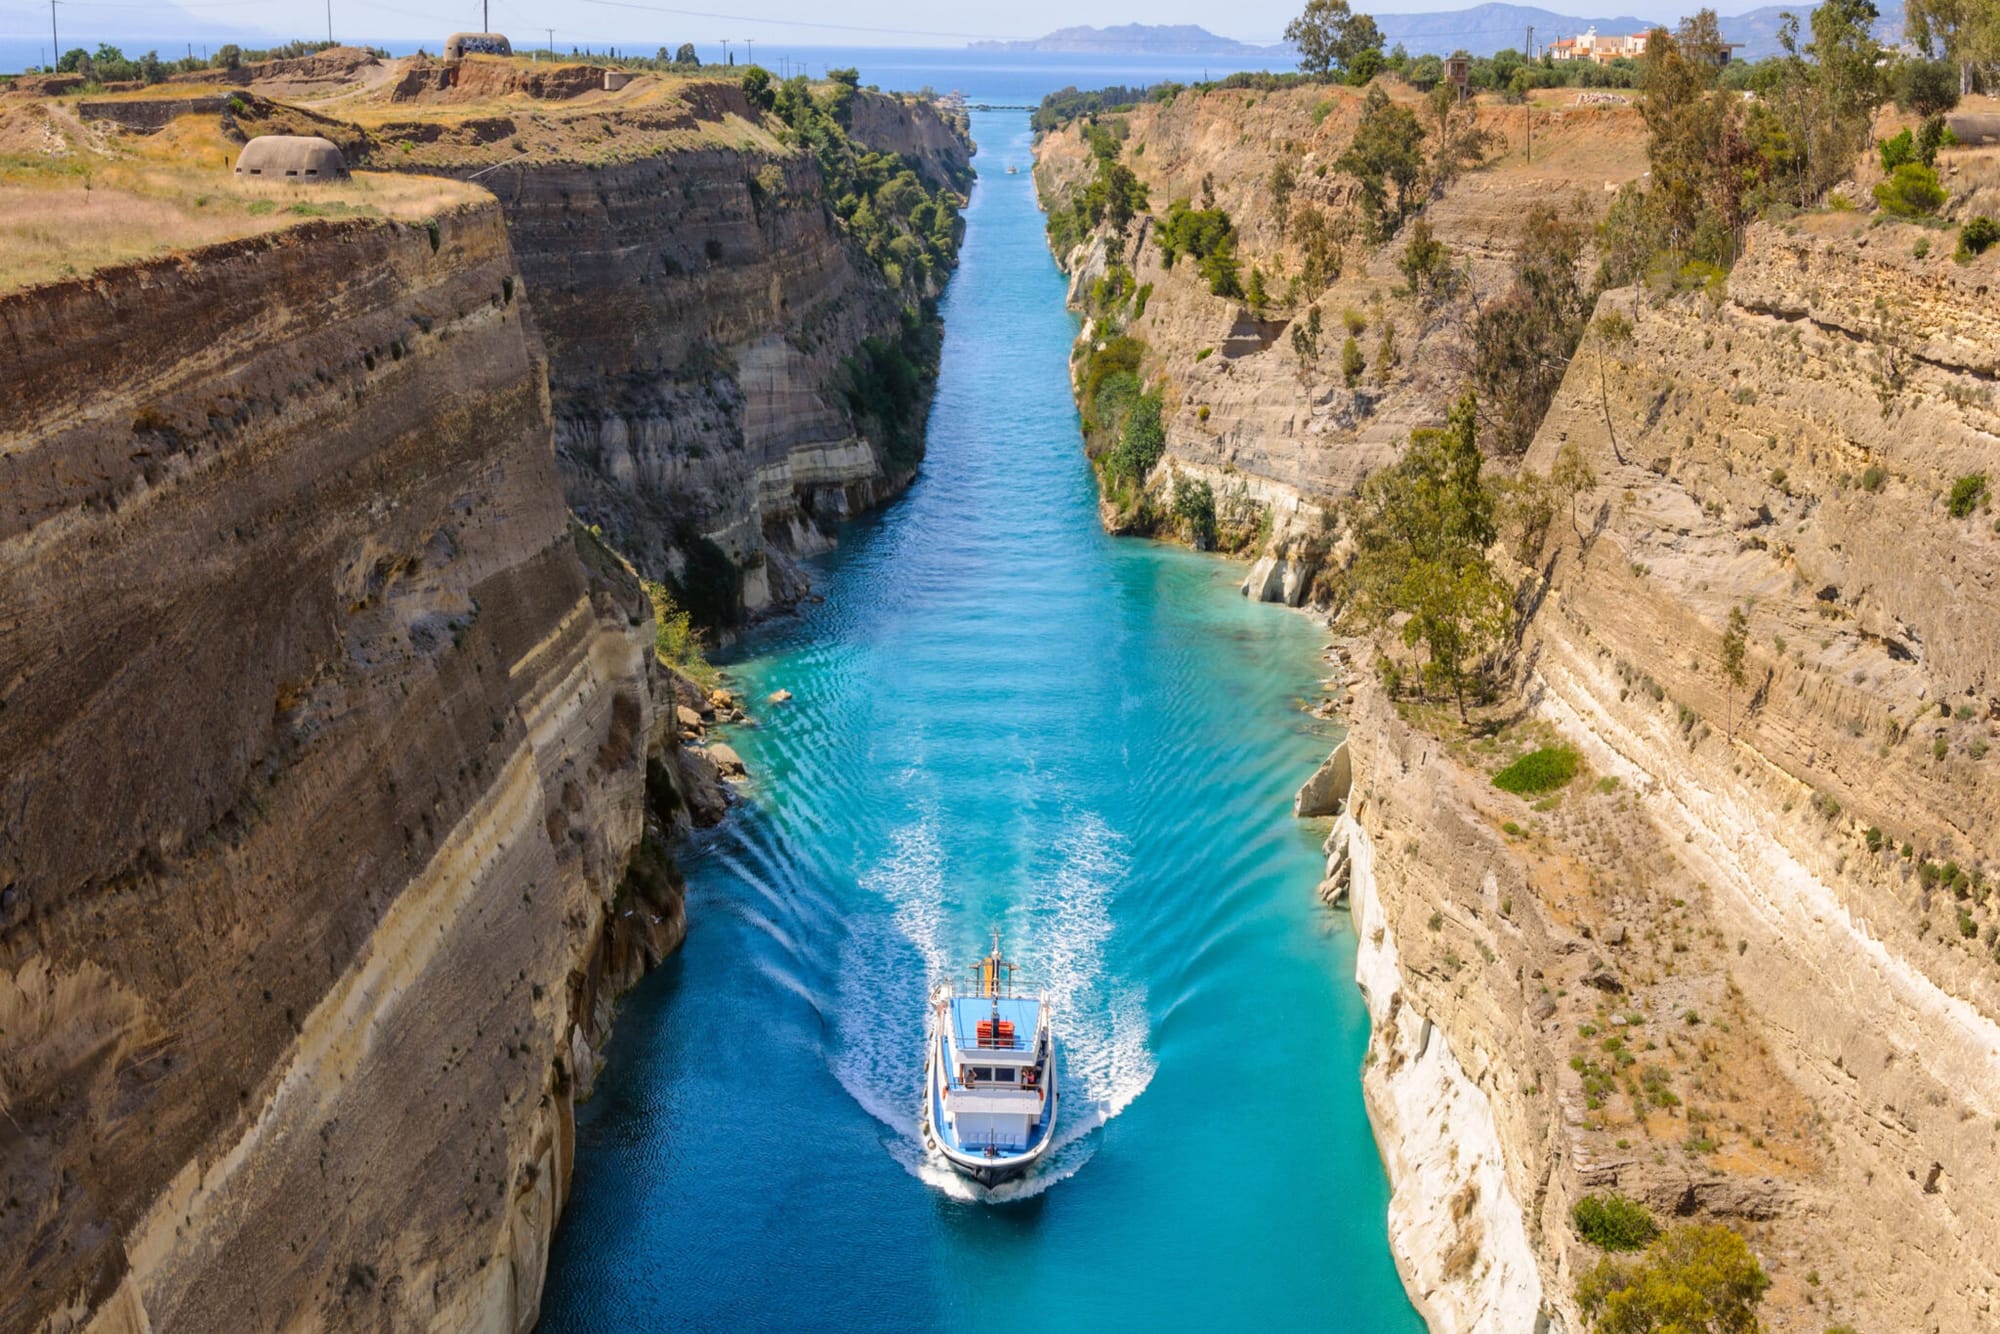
[921, 934, 1058, 1186]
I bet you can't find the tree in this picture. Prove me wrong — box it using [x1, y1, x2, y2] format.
[1577, 1223, 1770, 1333]
[1338, 85, 1427, 238]
[1172, 474, 1218, 548]
[1896, 57, 1962, 116]
[1906, 0, 2000, 96]
[1287, 0, 1386, 79]
[1292, 305, 1324, 363]
[1551, 440, 1598, 543]
[1246, 264, 1270, 313]
[675, 42, 699, 66]
[1721, 604, 1748, 738]
[1471, 202, 1594, 454]
[1397, 217, 1457, 309]
[1426, 81, 1495, 189]
[740, 66, 776, 111]
[1341, 392, 1510, 721]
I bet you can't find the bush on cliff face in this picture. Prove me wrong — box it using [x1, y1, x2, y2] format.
[1338, 392, 1510, 722]
[844, 307, 941, 472]
[1171, 474, 1218, 549]
[1577, 1223, 1770, 1333]
[1573, 1193, 1660, 1251]
[1472, 203, 1595, 454]
[1492, 746, 1580, 795]
[1105, 393, 1166, 486]
[761, 71, 963, 298]
[1158, 200, 1243, 297]
[1958, 215, 1999, 259]
[1875, 162, 1947, 217]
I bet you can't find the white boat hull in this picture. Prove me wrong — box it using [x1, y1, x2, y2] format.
[922, 985, 1059, 1188]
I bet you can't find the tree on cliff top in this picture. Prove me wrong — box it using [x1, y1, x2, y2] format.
[1340, 391, 1510, 722]
[1287, 0, 1386, 80]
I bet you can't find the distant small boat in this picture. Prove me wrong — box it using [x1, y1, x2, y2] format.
[922, 932, 1058, 1186]
[1006, 164, 1019, 174]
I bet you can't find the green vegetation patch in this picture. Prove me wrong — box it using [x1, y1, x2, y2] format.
[1492, 746, 1580, 795]
[1573, 1193, 1660, 1252]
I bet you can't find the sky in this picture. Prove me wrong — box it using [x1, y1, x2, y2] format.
[0, 0, 1792, 56]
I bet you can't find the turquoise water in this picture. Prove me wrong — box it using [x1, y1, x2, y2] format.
[538, 111, 1422, 1333]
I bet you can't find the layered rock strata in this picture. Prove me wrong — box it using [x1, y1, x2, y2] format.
[1035, 84, 1647, 598]
[372, 80, 973, 618]
[0, 206, 675, 1331]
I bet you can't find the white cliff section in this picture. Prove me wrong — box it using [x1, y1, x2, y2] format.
[1342, 809, 1546, 1333]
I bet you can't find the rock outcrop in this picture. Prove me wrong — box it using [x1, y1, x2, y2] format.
[356, 78, 973, 620]
[1308, 216, 2000, 1333]
[1036, 85, 1648, 596]
[0, 204, 672, 1331]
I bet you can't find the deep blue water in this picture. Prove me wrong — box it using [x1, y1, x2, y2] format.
[537, 109, 1421, 1333]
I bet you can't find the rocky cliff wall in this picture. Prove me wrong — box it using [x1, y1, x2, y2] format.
[1508, 218, 2000, 1330]
[1035, 84, 1647, 596]
[0, 205, 677, 1331]
[1300, 213, 2000, 1334]
[427, 82, 973, 620]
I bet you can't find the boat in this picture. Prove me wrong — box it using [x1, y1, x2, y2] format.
[1006, 164, 1019, 174]
[921, 932, 1058, 1186]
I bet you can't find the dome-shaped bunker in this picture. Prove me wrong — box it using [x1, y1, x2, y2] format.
[234, 135, 348, 182]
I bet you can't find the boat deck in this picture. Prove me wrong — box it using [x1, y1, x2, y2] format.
[947, 995, 1041, 1053]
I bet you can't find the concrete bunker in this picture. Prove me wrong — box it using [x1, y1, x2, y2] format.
[445, 32, 512, 60]
[234, 135, 348, 181]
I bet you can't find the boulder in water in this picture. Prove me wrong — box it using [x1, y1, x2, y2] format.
[1294, 740, 1352, 818]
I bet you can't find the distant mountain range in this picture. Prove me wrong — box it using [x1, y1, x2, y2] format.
[974, 5, 1907, 63]
[969, 24, 1276, 56]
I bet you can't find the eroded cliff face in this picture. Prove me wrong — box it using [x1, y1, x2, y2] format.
[1034, 85, 1646, 596]
[1509, 219, 2000, 1330]
[489, 135, 920, 615]
[0, 206, 676, 1331]
[366, 78, 974, 620]
[1304, 217, 2000, 1334]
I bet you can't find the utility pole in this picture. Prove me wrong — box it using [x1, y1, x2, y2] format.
[326, 0, 333, 45]
[482, 0, 488, 32]
[1525, 24, 1534, 163]
[50, 0, 58, 69]
[721, 39, 731, 65]
[744, 38, 753, 65]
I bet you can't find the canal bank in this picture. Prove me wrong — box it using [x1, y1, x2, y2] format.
[537, 109, 1423, 1333]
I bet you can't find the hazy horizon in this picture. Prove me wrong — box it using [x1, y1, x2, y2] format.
[0, 0, 1836, 63]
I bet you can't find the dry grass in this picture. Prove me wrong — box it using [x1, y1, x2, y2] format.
[0, 109, 482, 293]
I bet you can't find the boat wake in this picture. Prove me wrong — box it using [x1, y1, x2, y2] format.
[826, 806, 1153, 1202]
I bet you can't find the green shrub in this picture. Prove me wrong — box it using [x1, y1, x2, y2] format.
[640, 579, 718, 688]
[1578, 1224, 1770, 1334]
[1948, 472, 1988, 518]
[1878, 127, 1916, 173]
[1573, 1193, 1659, 1252]
[1860, 463, 1887, 492]
[1874, 163, 1947, 218]
[1960, 216, 2000, 259]
[1105, 393, 1166, 485]
[1341, 335, 1365, 386]
[1493, 746, 1580, 795]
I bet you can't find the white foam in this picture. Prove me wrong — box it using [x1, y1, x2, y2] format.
[823, 805, 1158, 1202]
[827, 813, 951, 1137]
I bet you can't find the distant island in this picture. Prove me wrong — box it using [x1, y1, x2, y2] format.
[973, 5, 1904, 62]
[969, 24, 1278, 57]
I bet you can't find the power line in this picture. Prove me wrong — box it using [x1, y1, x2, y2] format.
[574, 0, 1018, 43]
